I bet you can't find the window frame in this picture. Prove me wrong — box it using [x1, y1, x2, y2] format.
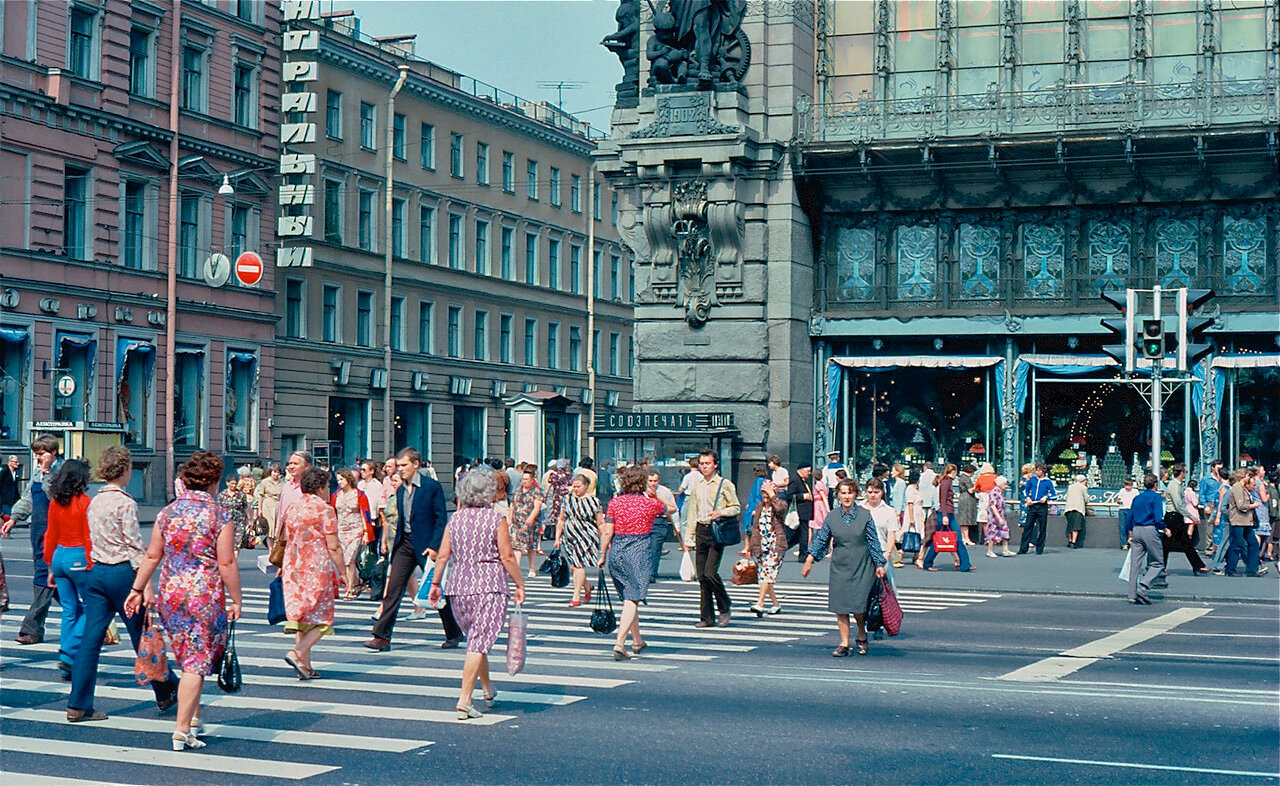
[476, 142, 489, 185]
[446, 305, 463, 358]
[419, 203, 436, 264]
[420, 123, 435, 169]
[549, 167, 561, 208]
[547, 322, 560, 370]
[571, 174, 582, 213]
[120, 178, 153, 270]
[500, 226, 514, 280]
[449, 133, 464, 178]
[389, 295, 404, 351]
[391, 197, 406, 258]
[523, 318, 538, 366]
[526, 159, 538, 200]
[392, 113, 406, 160]
[356, 290, 374, 347]
[448, 213, 464, 269]
[473, 309, 489, 361]
[474, 218, 490, 275]
[322, 177, 343, 244]
[284, 278, 306, 338]
[128, 25, 155, 97]
[232, 61, 258, 128]
[357, 188, 375, 251]
[360, 102, 377, 150]
[67, 5, 99, 81]
[418, 300, 434, 354]
[180, 44, 208, 113]
[321, 283, 343, 343]
[325, 90, 343, 140]
[499, 313, 513, 363]
[501, 151, 515, 192]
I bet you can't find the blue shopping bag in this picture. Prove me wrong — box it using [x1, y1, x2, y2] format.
[267, 575, 286, 625]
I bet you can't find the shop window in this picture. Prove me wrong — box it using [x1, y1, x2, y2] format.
[225, 351, 257, 452]
[328, 396, 369, 468]
[53, 332, 95, 421]
[394, 401, 431, 455]
[173, 347, 204, 449]
[452, 406, 485, 472]
[0, 327, 30, 441]
[116, 339, 155, 448]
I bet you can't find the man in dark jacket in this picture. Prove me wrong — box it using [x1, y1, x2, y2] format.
[0, 454, 20, 515]
[786, 463, 815, 562]
[365, 447, 462, 651]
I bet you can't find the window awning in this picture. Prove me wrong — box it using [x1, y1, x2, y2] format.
[116, 339, 155, 373]
[826, 356, 1005, 430]
[0, 326, 28, 344]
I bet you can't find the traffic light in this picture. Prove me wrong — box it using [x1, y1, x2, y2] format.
[1179, 288, 1215, 370]
[1100, 289, 1135, 371]
[1141, 319, 1165, 359]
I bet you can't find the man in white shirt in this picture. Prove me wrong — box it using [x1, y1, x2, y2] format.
[646, 471, 679, 583]
[820, 451, 846, 503]
[1116, 477, 1138, 550]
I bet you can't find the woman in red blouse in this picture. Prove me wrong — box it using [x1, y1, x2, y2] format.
[44, 458, 93, 681]
[600, 467, 674, 660]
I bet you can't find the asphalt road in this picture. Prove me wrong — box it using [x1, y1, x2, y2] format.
[1, 540, 1277, 786]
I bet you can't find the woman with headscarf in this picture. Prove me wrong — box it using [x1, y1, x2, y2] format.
[984, 476, 1014, 557]
[748, 480, 788, 616]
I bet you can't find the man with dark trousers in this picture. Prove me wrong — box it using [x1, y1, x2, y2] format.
[1018, 462, 1055, 555]
[364, 447, 462, 651]
[13, 434, 61, 645]
[785, 463, 815, 562]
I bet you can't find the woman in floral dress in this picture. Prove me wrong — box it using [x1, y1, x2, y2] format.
[281, 466, 344, 680]
[126, 452, 242, 751]
[541, 460, 573, 545]
[749, 481, 788, 616]
[217, 476, 250, 551]
[554, 474, 603, 606]
[509, 468, 544, 577]
[331, 468, 371, 599]
[984, 476, 1013, 558]
[255, 466, 284, 536]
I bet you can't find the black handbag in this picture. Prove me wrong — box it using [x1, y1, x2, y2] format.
[710, 479, 743, 547]
[216, 622, 242, 693]
[547, 550, 570, 589]
[589, 570, 617, 634]
[865, 578, 884, 633]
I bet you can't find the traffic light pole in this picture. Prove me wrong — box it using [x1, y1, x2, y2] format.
[1149, 286, 1163, 480]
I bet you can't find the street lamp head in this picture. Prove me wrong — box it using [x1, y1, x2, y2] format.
[217, 173, 234, 196]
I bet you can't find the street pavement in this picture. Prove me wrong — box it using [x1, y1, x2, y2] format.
[1, 536, 1276, 785]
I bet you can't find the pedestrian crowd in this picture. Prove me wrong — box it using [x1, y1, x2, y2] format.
[1, 432, 1275, 747]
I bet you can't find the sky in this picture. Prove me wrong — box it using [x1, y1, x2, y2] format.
[340, 0, 624, 133]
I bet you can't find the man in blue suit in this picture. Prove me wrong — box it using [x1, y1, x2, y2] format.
[365, 447, 462, 651]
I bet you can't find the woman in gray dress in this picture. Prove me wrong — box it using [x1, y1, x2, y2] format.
[801, 478, 887, 656]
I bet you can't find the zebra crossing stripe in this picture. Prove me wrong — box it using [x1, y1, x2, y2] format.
[0, 706, 432, 752]
[0, 735, 338, 779]
[0, 773, 136, 786]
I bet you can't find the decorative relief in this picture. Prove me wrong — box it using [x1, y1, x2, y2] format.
[1022, 223, 1065, 298]
[1088, 221, 1131, 294]
[895, 225, 938, 301]
[1155, 218, 1198, 288]
[958, 223, 1000, 299]
[835, 226, 876, 301]
[1223, 214, 1265, 293]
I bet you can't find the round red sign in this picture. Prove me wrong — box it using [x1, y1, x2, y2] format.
[234, 252, 263, 286]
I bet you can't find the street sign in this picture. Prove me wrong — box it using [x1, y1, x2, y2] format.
[202, 253, 231, 287]
[235, 252, 264, 286]
[55, 374, 76, 397]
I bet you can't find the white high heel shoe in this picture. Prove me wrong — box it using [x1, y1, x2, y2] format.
[172, 730, 206, 751]
[190, 717, 206, 737]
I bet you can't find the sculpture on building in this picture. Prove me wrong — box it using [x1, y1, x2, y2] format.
[643, 0, 750, 88]
[671, 181, 717, 325]
[602, 0, 641, 108]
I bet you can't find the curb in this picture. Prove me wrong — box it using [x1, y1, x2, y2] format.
[889, 584, 1278, 605]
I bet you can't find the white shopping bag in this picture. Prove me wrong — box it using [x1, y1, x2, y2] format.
[679, 550, 696, 582]
[1118, 550, 1131, 583]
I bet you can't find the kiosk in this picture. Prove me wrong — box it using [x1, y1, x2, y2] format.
[591, 412, 738, 496]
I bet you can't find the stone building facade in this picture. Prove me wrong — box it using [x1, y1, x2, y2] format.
[0, 0, 280, 505]
[270, 14, 634, 480]
[597, 0, 1279, 485]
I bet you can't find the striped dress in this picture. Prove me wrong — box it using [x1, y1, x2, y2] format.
[561, 493, 602, 569]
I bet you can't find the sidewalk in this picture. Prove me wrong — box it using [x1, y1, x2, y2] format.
[655, 542, 1279, 605]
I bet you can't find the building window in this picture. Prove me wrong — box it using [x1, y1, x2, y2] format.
[177, 193, 202, 278]
[547, 323, 560, 369]
[0, 331, 29, 440]
[322, 284, 341, 343]
[225, 351, 257, 452]
[328, 396, 369, 468]
[500, 227, 514, 280]
[549, 167, 561, 207]
[390, 296, 404, 351]
[611, 192, 618, 226]
[394, 402, 431, 456]
[325, 90, 342, 139]
[526, 159, 538, 200]
[628, 264, 635, 301]
[233, 0, 257, 23]
[609, 332, 620, 376]
[121, 180, 148, 270]
[627, 336, 634, 377]
[499, 314, 513, 363]
[593, 329, 601, 373]
[474, 219, 490, 275]
[525, 231, 538, 284]
[420, 123, 435, 169]
[524, 319, 537, 366]
[502, 151, 514, 192]
[53, 333, 95, 421]
[473, 310, 488, 361]
[568, 326, 581, 372]
[173, 347, 204, 449]
[67, 6, 97, 80]
[116, 339, 156, 448]
[285, 279, 305, 338]
[592, 251, 601, 299]
[419, 205, 435, 264]
[571, 174, 582, 213]
[418, 301, 434, 354]
[391, 198, 405, 258]
[610, 254, 621, 300]
[392, 113, 406, 160]
[593, 180, 601, 220]
[447, 305, 462, 358]
[181, 46, 206, 112]
[476, 142, 489, 185]
[569, 245, 582, 295]
[233, 62, 256, 127]
[228, 204, 251, 262]
[323, 179, 343, 244]
[357, 189, 374, 251]
[448, 214, 463, 269]
[63, 166, 90, 260]
[450, 133, 464, 177]
[548, 238, 561, 290]
[356, 291, 373, 347]
[360, 102, 376, 149]
[128, 26, 153, 96]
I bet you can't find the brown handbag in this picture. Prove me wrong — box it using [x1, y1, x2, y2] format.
[730, 559, 757, 585]
[268, 534, 286, 567]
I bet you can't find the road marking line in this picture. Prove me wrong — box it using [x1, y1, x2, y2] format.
[0, 775, 135, 786]
[0, 707, 432, 752]
[1123, 650, 1277, 662]
[0, 735, 338, 779]
[991, 753, 1280, 779]
[999, 606, 1211, 682]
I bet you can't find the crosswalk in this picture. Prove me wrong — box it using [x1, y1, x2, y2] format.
[0, 569, 999, 783]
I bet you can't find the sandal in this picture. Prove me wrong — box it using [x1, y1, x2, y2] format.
[892, 562, 905, 569]
[831, 644, 850, 657]
[304, 667, 321, 680]
[631, 641, 647, 655]
[482, 689, 497, 706]
[613, 647, 631, 661]
[456, 704, 482, 720]
[284, 651, 309, 680]
[856, 638, 869, 655]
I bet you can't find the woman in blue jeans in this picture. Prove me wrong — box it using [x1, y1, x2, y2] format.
[66, 446, 177, 722]
[43, 460, 94, 682]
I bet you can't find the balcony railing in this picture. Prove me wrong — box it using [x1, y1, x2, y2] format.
[798, 76, 1279, 146]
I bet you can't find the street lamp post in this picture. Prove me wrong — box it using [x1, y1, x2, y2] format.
[382, 65, 409, 460]
[163, 0, 183, 496]
[585, 164, 596, 459]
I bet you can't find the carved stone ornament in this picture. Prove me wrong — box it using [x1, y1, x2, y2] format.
[672, 181, 718, 325]
[629, 91, 740, 138]
[647, 0, 750, 88]
[602, 1, 641, 108]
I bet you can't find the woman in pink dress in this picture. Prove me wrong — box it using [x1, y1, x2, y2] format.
[126, 452, 242, 751]
[331, 468, 371, 599]
[280, 467, 344, 680]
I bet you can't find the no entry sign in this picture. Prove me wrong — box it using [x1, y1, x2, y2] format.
[235, 252, 264, 286]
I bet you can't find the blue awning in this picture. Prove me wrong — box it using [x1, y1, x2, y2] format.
[115, 338, 155, 373]
[0, 326, 28, 344]
[227, 350, 257, 365]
